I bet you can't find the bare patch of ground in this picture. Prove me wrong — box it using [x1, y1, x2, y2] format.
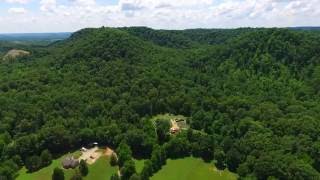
[105, 147, 115, 157]
[170, 117, 188, 134]
[3, 49, 30, 60]
[171, 119, 179, 129]
[79, 147, 102, 165]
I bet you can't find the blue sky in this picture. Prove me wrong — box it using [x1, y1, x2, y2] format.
[0, 0, 319, 33]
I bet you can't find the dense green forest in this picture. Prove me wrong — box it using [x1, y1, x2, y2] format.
[0, 27, 320, 180]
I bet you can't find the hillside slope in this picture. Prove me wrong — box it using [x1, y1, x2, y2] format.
[0, 27, 320, 180]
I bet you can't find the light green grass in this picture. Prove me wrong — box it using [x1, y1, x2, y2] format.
[151, 157, 237, 180]
[150, 114, 188, 129]
[17, 151, 117, 180]
[17, 151, 80, 180]
[134, 159, 145, 173]
[150, 114, 186, 123]
[84, 156, 118, 180]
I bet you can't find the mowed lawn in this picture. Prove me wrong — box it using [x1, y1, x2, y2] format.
[151, 157, 237, 180]
[17, 151, 81, 180]
[84, 156, 117, 180]
[151, 114, 186, 123]
[134, 159, 145, 173]
[17, 152, 117, 180]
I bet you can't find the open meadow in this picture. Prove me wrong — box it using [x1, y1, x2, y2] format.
[16, 150, 117, 180]
[151, 157, 237, 180]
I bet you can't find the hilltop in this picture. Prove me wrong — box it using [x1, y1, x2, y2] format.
[0, 27, 320, 180]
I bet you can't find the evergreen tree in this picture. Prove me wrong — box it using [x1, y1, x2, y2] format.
[117, 142, 133, 167]
[52, 167, 64, 180]
[25, 156, 41, 172]
[214, 149, 226, 170]
[79, 160, 88, 176]
[71, 170, 82, 180]
[120, 160, 136, 180]
[140, 160, 153, 180]
[40, 149, 53, 167]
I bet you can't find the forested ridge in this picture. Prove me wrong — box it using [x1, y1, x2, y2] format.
[0, 27, 320, 180]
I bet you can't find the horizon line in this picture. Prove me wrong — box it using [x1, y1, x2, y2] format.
[0, 26, 320, 34]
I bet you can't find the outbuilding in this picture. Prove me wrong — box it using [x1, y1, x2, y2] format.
[62, 157, 79, 169]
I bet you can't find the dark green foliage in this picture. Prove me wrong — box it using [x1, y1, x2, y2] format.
[0, 160, 18, 180]
[25, 155, 41, 172]
[189, 131, 214, 162]
[117, 142, 133, 167]
[110, 173, 120, 180]
[77, 128, 95, 146]
[151, 145, 166, 172]
[251, 151, 320, 179]
[12, 155, 23, 168]
[226, 148, 242, 172]
[1, 27, 320, 179]
[110, 153, 118, 166]
[312, 66, 320, 93]
[125, 129, 155, 158]
[79, 160, 88, 176]
[140, 160, 153, 180]
[120, 160, 136, 180]
[40, 149, 52, 167]
[155, 120, 171, 144]
[214, 149, 226, 170]
[71, 170, 82, 180]
[164, 137, 191, 159]
[129, 173, 141, 180]
[52, 167, 64, 180]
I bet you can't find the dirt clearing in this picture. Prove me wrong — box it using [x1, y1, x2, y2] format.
[79, 147, 102, 165]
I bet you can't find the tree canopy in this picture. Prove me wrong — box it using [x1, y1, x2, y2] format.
[0, 27, 320, 179]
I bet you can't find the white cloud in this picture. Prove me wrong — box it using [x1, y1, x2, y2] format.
[40, 0, 57, 12]
[5, 0, 31, 4]
[69, 0, 96, 7]
[8, 7, 28, 14]
[119, 0, 213, 11]
[0, 0, 320, 33]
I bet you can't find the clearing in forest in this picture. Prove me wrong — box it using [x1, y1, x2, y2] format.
[3, 49, 30, 60]
[16, 147, 117, 180]
[151, 114, 188, 134]
[79, 147, 102, 165]
[151, 157, 237, 180]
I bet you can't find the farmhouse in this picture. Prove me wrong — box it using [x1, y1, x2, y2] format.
[62, 156, 79, 169]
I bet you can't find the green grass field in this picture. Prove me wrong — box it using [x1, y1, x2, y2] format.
[16, 151, 79, 180]
[17, 151, 117, 180]
[150, 114, 188, 129]
[134, 159, 145, 173]
[17, 151, 237, 180]
[150, 114, 186, 123]
[151, 157, 237, 180]
[84, 156, 117, 180]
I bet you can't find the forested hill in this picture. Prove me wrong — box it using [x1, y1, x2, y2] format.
[0, 27, 320, 180]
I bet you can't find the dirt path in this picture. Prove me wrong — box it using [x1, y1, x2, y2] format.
[105, 147, 115, 156]
[79, 147, 102, 165]
[171, 119, 179, 129]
